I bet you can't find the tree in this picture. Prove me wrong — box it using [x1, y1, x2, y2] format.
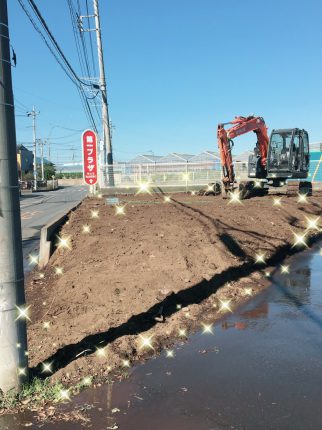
[37, 162, 56, 180]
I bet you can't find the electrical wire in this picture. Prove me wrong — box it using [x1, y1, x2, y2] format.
[26, 0, 95, 88]
[17, 0, 98, 132]
[66, 0, 101, 128]
[86, 0, 97, 77]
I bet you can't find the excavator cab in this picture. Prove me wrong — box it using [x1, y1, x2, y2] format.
[266, 128, 310, 181]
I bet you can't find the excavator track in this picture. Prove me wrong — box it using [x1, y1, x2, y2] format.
[286, 180, 312, 196]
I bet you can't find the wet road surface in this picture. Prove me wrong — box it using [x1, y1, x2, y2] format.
[2, 243, 322, 429]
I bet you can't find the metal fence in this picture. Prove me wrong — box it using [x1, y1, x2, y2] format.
[101, 161, 221, 187]
[100, 159, 322, 189]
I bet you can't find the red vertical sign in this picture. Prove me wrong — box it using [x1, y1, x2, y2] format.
[82, 129, 98, 185]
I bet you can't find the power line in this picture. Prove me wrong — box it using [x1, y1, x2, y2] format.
[67, 0, 101, 127]
[17, 0, 80, 88]
[26, 0, 96, 88]
[17, 0, 99, 132]
[48, 124, 83, 132]
[49, 131, 81, 139]
[86, 0, 97, 77]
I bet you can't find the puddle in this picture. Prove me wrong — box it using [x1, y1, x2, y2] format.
[2, 244, 322, 429]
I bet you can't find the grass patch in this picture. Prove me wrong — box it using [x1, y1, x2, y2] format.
[0, 378, 64, 410]
[0, 376, 96, 413]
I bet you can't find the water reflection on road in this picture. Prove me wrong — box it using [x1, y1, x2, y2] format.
[2, 244, 322, 430]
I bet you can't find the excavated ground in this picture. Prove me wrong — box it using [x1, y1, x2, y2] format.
[24, 191, 322, 387]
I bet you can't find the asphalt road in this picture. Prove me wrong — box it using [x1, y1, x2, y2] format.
[20, 185, 88, 271]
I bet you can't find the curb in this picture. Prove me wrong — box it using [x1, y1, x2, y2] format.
[38, 201, 83, 268]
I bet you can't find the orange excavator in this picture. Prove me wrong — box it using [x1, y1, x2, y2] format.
[217, 115, 312, 198]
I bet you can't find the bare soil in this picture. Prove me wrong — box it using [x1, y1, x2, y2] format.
[25, 191, 322, 386]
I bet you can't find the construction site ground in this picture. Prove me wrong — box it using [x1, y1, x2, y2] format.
[25, 191, 322, 387]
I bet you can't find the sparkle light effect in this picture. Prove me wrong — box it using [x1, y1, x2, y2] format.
[28, 254, 38, 266]
[39, 273, 45, 279]
[255, 253, 266, 264]
[176, 304, 182, 310]
[202, 323, 213, 334]
[191, 191, 196, 196]
[96, 347, 107, 358]
[122, 359, 130, 368]
[57, 235, 71, 250]
[178, 328, 187, 337]
[164, 196, 171, 203]
[273, 198, 282, 206]
[292, 232, 308, 248]
[228, 190, 242, 204]
[90, 209, 99, 218]
[17, 367, 27, 376]
[182, 173, 189, 181]
[265, 271, 271, 277]
[82, 376, 92, 386]
[15, 305, 31, 322]
[305, 216, 320, 231]
[297, 193, 308, 203]
[42, 361, 53, 374]
[244, 288, 253, 296]
[136, 182, 151, 195]
[115, 205, 126, 216]
[55, 267, 63, 275]
[254, 181, 261, 188]
[43, 321, 50, 330]
[59, 389, 71, 401]
[82, 224, 91, 234]
[166, 350, 174, 358]
[16, 343, 21, 348]
[138, 335, 154, 350]
[97, 193, 103, 199]
[219, 299, 233, 313]
[281, 265, 290, 274]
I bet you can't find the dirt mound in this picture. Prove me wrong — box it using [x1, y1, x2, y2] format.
[25, 192, 322, 385]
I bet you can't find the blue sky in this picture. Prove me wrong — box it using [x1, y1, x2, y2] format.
[9, 0, 322, 163]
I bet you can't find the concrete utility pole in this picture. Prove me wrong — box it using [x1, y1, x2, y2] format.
[27, 106, 39, 190]
[93, 0, 114, 187]
[39, 139, 44, 181]
[47, 138, 51, 162]
[0, 0, 29, 393]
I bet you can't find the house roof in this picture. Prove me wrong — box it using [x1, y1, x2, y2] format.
[17, 144, 32, 152]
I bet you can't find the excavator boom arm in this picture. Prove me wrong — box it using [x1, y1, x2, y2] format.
[217, 116, 269, 188]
